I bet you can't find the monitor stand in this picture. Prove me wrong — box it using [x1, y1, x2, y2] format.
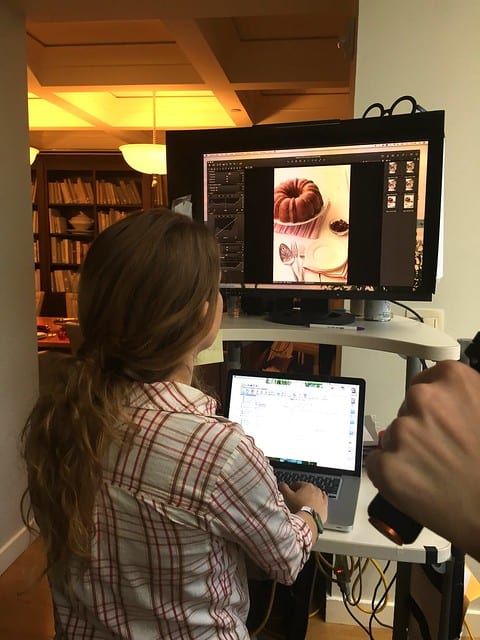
[267, 298, 354, 326]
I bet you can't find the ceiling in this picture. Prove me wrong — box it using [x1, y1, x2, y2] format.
[11, 0, 358, 152]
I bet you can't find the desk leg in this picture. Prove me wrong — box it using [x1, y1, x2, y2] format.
[393, 562, 411, 640]
[226, 342, 242, 370]
[405, 356, 423, 389]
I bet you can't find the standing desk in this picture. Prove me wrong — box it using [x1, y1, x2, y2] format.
[315, 475, 454, 639]
[221, 313, 460, 386]
[221, 313, 461, 639]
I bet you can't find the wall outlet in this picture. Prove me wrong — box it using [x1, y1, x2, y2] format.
[403, 308, 445, 331]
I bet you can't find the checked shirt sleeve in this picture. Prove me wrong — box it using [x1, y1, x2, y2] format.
[208, 431, 313, 585]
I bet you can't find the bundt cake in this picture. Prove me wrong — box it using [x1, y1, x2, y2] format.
[274, 178, 323, 223]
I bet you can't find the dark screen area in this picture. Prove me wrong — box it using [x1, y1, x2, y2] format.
[243, 167, 274, 284]
[347, 163, 385, 285]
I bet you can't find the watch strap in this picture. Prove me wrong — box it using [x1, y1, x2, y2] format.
[298, 505, 324, 537]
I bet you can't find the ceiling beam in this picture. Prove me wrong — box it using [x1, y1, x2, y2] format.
[162, 18, 253, 127]
[27, 68, 148, 145]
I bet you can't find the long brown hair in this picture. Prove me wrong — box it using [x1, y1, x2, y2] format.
[21, 209, 220, 584]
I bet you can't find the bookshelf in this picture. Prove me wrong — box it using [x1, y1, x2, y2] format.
[31, 169, 41, 294]
[32, 153, 168, 316]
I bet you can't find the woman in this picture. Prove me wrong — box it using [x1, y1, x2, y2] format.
[22, 208, 327, 639]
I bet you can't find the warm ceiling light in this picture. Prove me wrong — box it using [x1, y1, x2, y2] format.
[120, 92, 166, 175]
[30, 146, 39, 165]
[119, 143, 166, 175]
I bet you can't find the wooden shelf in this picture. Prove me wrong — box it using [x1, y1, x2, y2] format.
[32, 152, 169, 315]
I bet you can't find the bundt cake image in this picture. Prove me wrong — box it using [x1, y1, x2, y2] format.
[274, 178, 324, 223]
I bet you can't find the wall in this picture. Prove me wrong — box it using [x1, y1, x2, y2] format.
[344, 0, 480, 427]
[0, 3, 39, 573]
[339, 0, 480, 631]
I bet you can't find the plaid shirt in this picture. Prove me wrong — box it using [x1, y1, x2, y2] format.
[51, 381, 312, 639]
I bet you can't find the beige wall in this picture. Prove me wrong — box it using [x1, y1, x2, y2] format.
[344, 0, 480, 427]
[0, 2, 39, 573]
[339, 0, 480, 630]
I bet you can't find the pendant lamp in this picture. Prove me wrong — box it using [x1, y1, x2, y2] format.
[120, 92, 167, 175]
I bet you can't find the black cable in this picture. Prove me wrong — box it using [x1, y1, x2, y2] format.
[342, 592, 373, 637]
[392, 300, 429, 370]
[349, 557, 365, 607]
[370, 561, 394, 630]
[391, 300, 424, 323]
[368, 571, 397, 638]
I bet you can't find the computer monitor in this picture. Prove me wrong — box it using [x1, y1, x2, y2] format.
[166, 111, 444, 317]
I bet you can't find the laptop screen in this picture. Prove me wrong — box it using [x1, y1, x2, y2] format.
[225, 370, 365, 476]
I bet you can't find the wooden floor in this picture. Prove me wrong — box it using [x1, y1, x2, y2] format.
[0, 540, 390, 640]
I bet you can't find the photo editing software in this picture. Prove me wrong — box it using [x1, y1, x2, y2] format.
[203, 140, 428, 294]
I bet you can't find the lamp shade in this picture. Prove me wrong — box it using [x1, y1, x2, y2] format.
[119, 143, 167, 175]
[29, 146, 39, 165]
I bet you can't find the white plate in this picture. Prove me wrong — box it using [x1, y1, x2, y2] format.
[303, 238, 346, 272]
[37, 331, 48, 339]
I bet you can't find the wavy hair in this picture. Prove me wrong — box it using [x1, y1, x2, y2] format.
[21, 209, 220, 584]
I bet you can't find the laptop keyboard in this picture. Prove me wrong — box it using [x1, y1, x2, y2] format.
[274, 470, 341, 499]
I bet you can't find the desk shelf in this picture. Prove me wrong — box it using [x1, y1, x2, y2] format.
[221, 314, 460, 362]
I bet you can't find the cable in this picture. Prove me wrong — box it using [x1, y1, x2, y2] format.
[391, 300, 424, 323]
[317, 553, 395, 637]
[315, 552, 338, 584]
[350, 558, 390, 614]
[342, 591, 372, 637]
[392, 300, 429, 370]
[348, 558, 366, 607]
[369, 562, 394, 631]
[368, 571, 396, 639]
[334, 554, 351, 600]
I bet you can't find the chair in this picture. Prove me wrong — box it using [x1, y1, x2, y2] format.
[35, 290, 45, 315]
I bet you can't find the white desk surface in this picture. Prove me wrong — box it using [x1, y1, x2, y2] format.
[313, 474, 451, 565]
[221, 313, 460, 362]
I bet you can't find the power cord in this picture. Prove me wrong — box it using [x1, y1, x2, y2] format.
[391, 300, 425, 323]
[316, 553, 395, 638]
[334, 554, 351, 600]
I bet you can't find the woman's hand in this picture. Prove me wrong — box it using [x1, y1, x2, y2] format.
[278, 480, 328, 524]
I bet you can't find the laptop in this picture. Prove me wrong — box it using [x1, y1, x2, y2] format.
[224, 369, 366, 532]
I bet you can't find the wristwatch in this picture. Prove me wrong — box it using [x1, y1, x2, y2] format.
[298, 505, 324, 538]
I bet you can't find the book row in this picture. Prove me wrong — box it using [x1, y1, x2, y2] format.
[50, 269, 81, 293]
[50, 238, 90, 265]
[47, 177, 141, 205]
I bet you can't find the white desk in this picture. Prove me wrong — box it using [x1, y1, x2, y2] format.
[221, 313, 461, 639]
[221, 313, 460, 362]
[313, 475, 451, 564]
[221, 313, 460, 389]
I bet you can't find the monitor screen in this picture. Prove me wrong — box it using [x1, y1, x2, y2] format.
[166, 111, 444, 305]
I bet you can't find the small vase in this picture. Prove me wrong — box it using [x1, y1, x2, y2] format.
[70, 211, 93, 232]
